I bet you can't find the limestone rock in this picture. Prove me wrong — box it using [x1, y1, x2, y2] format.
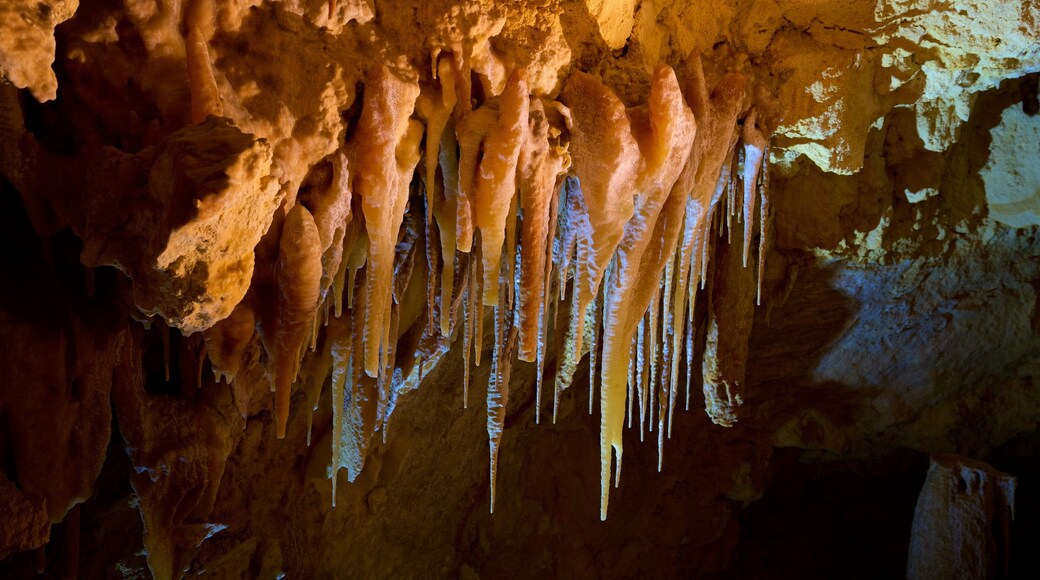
[873, 0, 1040, 152]
[0, 0, 78, 101]
[77, 118, 279, 333]
[0, 0, 1037, 577]
[981, 101, 1040, 229]
[907, 455, 1016, 580]
[582, 0, 638, 50]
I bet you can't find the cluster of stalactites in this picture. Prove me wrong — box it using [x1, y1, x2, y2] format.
[192, 28, 772, 519]
[550, 58, 773, 520]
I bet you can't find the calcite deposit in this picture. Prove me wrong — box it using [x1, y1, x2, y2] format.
[1, 0, 1039, 578]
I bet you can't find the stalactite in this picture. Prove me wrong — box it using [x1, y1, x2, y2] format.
[487, 244, 518, 513]
[462, 251, 475, 408]
[559, 71, 641, 365]
[661, 256, 676, 440]
[327, 312, 352, 505]
[293, 47, 772, 515]
[472, 240, 486, 367]
[299, 330, 333, 447]
[551, 182, 589, 419]
[464, 70, 529, 306]
[503, 190, 520, 311]
[755, 149, 772, 305]
[533, 171, 563, 424]
[184, 0, 223, 124]
[556, 178, 579, 303]
[701, 204, 757, 428]
[637, 314, 648, 439]
[627, 334, 636, 429]
[303, 151, 353, 307]
[381, 207, 424, 439]
[202, 302, 255, 384]
[1, 5, 790, 532]
[517, 99, 570, 361]
[297, 56, 766, 521]
[681, 53, 747, 294]
[350, 65, 423, 378]
[589, 283, 602, 415]
[741, 110, 768, 268]
[417, 54, 458, 330]
[671, 198, 698, 419]
[272, 204, 323, 439]
[647, 283, 659, 433]
[593, 64, 695, 519]
[436, 117, 462, 336]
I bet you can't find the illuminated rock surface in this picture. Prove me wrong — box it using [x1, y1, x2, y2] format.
[0, 0, 1039, 578]
[907, 455, 1016, 580]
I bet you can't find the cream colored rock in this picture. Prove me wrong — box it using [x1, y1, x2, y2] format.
[144, 119, 279, 332]
[0, 0, 78, 101]
[981, 103, 1040, 228]
[582, 0, 638, 50]
[770, 32, 880, 175]
[75, 118, 280, 333]
[874, 0, 1040, 151]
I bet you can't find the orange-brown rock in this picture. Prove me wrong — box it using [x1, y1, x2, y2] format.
[0, 0, 1038, 578]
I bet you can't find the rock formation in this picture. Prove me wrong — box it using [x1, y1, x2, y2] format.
[908, 455, 1016, 580]
[0, 0, 1038, 578]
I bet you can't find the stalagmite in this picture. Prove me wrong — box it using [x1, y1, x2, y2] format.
[350, 65, 423, 377]
[272, 204, 323, 439]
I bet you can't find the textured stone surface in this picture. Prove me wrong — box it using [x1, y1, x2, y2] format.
[982, 103, 1040, 228]
[908, 455, 1016, 580]
[0, 0, 79, 101]
[0, 0, 1038, 578]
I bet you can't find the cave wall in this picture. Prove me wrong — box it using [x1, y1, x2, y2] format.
[0, 0, 1039, 578]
